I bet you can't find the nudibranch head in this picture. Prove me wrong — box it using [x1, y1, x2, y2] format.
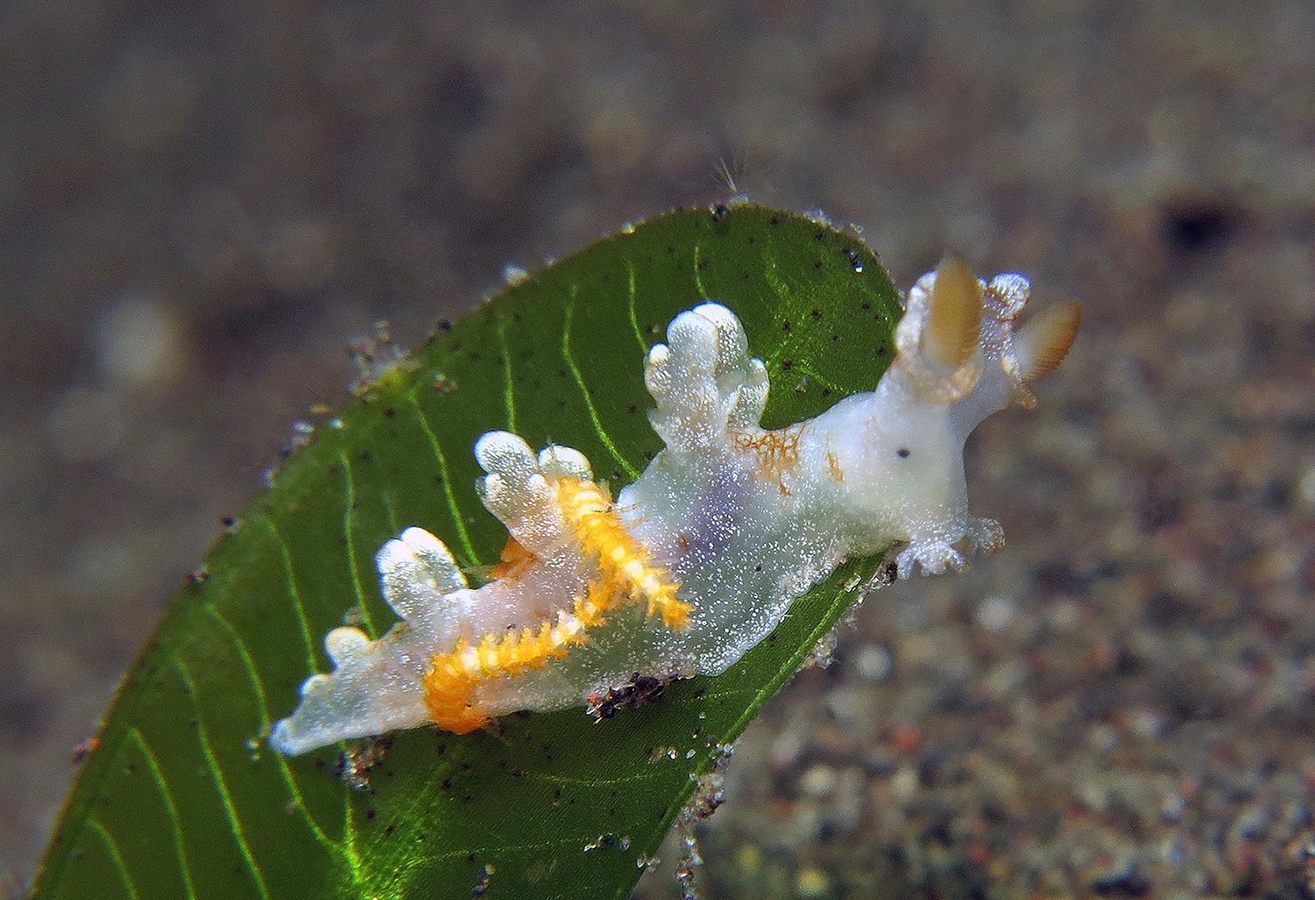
[893, 256, 1081, 435]
[819, 257, 1080, 575]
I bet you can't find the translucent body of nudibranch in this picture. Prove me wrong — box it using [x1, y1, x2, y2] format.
[270, 258, 1081, 755]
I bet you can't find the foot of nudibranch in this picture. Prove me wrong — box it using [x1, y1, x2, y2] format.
[964, 517, 1005, 555]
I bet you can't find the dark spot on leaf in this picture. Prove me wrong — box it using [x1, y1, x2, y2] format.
[666, 244, 675, 254]
[712, 204, 728, 220]
[366, 808, 376, 820]
[692, 688, 705, 700]
[358, 450, 372, 463]
[439, 320, 452, 331]
[384, 407, 396, 418]
[746, 235, 756, 245]
[461, 761, 472, 771]
[769, 216, 780, 226]
[696, 260, 707, 271]
[469, 351, 481, 362]
[627, 404, 637, 414]
[813, 260, 823, 270]
[781, 321, 792, 333]
[781, 359, 793, 370]
[385, 825, 395, 836]
[814, 230, 826, 241]
[810, 308, 822, 319]
[821, 388, 832, 397]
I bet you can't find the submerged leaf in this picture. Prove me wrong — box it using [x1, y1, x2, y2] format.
[32, 204, 902, 900]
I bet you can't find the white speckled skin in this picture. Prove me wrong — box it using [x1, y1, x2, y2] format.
[271, 264, 1077, 755]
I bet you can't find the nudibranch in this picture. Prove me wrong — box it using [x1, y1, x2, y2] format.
[270, 258, 1080, 755]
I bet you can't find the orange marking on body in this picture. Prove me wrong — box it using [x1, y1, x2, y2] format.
[556, 478, 690, 628]
[736, 426, 803, 498]
[423, 475, 688, 732]
[826, 451, 845, 483]
[490, 536, 536, 580]
[422, 648, 489, 734]
[734, 426, 800, 472]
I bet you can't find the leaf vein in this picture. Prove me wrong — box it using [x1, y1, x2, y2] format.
[405, 393, 481, 565]
[624, 259, 646, 354]
[203, 605, 340, 854]
[691, 242, 712, 303]
[173, 658, 273, 900]
[87, 820, 142, 900]
[497, 319, 517, 432]
[128, 728, 198, 900]
[263, 520, 319, 675]
[337, 452, 377, 637]
[562, 289, 640, 479]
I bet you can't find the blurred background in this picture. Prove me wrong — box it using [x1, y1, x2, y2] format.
[3, 1, 1314, 896]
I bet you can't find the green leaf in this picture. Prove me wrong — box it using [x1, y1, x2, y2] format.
[32, 204, 902, 900]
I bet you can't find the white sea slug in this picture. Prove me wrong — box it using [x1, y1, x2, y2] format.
[271, 257, 1081, 755]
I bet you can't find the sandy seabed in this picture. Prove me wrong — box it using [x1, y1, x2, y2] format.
[3, 2, 1314, 897]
